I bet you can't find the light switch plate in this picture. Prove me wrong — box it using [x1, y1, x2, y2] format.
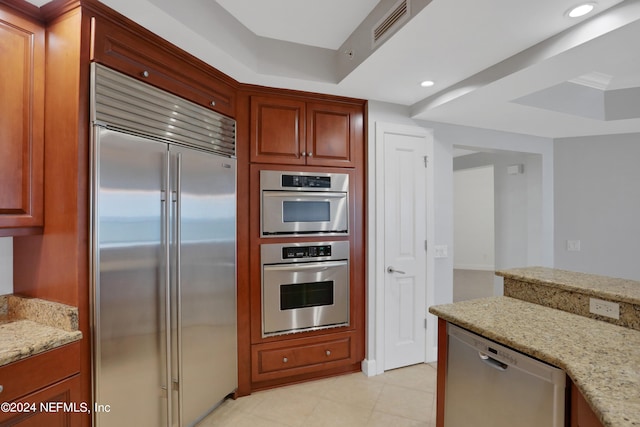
[434, 245, 448, 258]
[567, 240, 581, 251]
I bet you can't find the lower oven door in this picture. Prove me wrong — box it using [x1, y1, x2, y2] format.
[262, 260, 349, 336]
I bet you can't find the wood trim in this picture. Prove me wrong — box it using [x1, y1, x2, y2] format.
[242, 83, 367, 106]
[235, 91, 252, 397]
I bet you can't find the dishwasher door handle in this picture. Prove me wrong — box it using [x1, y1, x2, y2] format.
[478, 352, 508, 371]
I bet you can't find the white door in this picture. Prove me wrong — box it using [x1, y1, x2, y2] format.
[382, 129, 428, 370]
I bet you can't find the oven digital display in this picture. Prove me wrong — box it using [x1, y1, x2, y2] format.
[282, 245, 332, 259]
[281, 175, 331, 188]
[280, 281, 334, 310]
[282, 201, 330, 222]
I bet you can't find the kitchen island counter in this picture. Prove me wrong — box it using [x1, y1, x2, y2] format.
[429, 296, 640, 427]
[0, 295, 82, 367]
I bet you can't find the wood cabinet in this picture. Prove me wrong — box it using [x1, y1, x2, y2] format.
[252, 332, 357, 382]
[571, 382, 604, 427]
[0, 343, 81, 425]
[242, 94, 366, 393]
[250, 94, 362, 167]
[91, 13, 236, 118]
[0, 4, 44, 235]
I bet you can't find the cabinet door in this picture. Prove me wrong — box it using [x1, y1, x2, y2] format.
[250, 95, 306, 164]
[0, 6, 44, 233]
[306, 102, 361, 167]
[91, 16, 236, 117]
[0, 375, 82, 426]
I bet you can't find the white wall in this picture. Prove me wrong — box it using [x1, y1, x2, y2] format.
[454, 165, 495, 270]
[554, 133, 640, 280]
[0, 237, 12, 295]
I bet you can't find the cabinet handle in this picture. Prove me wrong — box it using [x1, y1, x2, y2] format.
[141, 70, 150, 78]
[0, 385, 3, 394]
[325, 350, 331, 356]
[283, 357, 288, 363]
[301, 152, 306, 157]
[210, 100, 216, 107]
[308, 152, 313, 157]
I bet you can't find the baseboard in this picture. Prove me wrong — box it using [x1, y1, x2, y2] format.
[427, 345, 438, 363]
[361, 359, 377, 377]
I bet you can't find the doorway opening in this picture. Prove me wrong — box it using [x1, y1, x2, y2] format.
[452, 146, 544, 299]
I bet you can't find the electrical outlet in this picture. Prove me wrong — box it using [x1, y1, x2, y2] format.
[589, 298, 620, 320]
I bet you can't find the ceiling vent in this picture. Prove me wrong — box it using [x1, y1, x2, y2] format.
[372, 0, 410, 47]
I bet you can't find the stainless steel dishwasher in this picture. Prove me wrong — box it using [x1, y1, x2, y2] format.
[444, 323, 566, 427]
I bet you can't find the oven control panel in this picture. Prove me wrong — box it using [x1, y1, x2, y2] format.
[281, 174, 331, 188]
[282, 245, 332, 259]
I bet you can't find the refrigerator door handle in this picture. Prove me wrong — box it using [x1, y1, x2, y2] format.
[175, 152, 184, 427]
[163, 150, 173, 427]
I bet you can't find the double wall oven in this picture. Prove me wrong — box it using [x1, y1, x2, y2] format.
[259, 170, 351, 337]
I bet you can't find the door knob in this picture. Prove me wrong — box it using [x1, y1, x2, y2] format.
[387, 266, 406, 274]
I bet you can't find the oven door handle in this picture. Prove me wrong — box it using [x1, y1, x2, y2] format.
[263, 191, 346, 199]
[264, 260, 347, 272]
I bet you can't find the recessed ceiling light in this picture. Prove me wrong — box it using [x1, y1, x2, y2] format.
[420, 80, 435, 88]
[566, 2, 596, 18]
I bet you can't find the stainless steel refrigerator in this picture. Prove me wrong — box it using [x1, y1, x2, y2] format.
[90, 64, 237, 427]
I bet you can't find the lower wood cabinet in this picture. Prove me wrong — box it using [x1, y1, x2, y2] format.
[0, 342, 81, 426]
[0, 375, 82, 426]
[570, 382, 604, 427]
[251, 332, 358, 384]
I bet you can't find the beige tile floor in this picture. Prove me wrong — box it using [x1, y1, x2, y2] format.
[199, 363, 437, 427]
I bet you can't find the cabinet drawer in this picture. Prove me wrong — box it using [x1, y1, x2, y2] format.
[0, 341, 80, 403]
[0, 374, 81, 425]
[253, 335, 353, 381]
[91, 16, 236, 118]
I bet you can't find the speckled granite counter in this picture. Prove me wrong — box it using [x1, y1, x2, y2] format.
[429, 296, 640, 427]
[0, 295, 82, 367]
[497, 267, 640, 330]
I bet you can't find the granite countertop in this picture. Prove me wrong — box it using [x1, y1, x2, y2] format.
[496, 266, 640, 306]
[429, 296, 640, 427]
[0, 295, 82, 367]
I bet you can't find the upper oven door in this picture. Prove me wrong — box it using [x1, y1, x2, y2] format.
[261, 191, 348, 236]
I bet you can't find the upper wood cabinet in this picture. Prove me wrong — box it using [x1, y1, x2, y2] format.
[0, 5, 44, 235]
[91, 15, 237, 118]
[250, 95, 363, 167]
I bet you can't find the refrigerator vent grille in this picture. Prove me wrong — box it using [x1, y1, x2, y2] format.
[91, 63, 236, 157]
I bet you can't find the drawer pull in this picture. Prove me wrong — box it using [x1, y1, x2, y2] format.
[210, 100, 216, 107]
[326, 350, 331, 356]
[0, 385, 3, 394]
[141, 70, 150, 78]
[283, 357, 288, 363]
